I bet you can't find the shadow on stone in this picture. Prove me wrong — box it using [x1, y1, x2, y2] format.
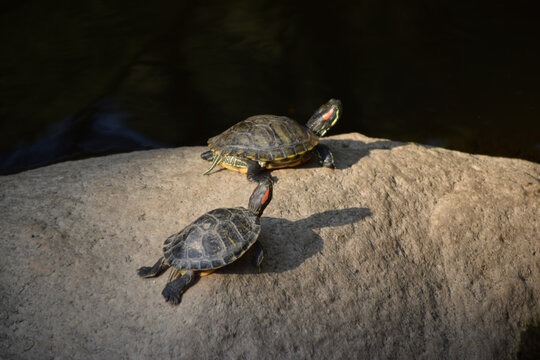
[220, 207, 371, 275]
[199, 139, 403, 182]
[517, 321, 540, 360]
[302, 139, 405, 170]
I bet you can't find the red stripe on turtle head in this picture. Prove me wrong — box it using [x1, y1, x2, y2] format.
[261, 188, 270, 205]
[322, 108, 334, 120]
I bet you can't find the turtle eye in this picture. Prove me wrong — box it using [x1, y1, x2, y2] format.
[322, 108, 334, 121]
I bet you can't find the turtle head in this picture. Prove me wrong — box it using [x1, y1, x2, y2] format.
[306, 99, 342, 137]
[248, 180, 273, 217]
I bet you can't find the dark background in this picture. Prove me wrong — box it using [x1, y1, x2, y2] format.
[1, 0, 539, 174]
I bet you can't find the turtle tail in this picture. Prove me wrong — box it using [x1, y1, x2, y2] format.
[202, 153, 223, 175]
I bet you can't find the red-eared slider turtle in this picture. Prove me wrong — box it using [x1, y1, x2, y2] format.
[137, 180, 272, 305]
[201, 99, 342, 182]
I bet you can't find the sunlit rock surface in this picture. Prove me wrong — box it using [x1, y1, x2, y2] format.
[1, 133, 538, 359]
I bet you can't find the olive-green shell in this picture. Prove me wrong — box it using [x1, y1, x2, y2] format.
[208, 115, 319, 161]
[163, 207, 260, 271]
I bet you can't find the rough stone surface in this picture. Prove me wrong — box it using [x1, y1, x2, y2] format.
[0, 133, 538, 359]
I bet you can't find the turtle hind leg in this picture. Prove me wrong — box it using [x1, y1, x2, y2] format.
[162, 269, 195, 305]
[137, 257, 170, 278]
[314, 144, 335, 169]
[200, 150, 214, 161]
[202, 153, 223, 175]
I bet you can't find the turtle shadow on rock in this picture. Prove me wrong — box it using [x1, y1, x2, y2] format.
[201, 139, 403, 181]
[300, 139, 405, 170]
[219, 207, 371, 275]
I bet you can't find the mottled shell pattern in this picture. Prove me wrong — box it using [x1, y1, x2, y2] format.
[207, 115, 319, 162]
[163, 207, 260, 271]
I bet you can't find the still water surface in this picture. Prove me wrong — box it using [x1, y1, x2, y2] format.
[1, 1, 539, 174]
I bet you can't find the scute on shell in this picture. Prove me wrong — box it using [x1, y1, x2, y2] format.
[208, 115, 318, 161]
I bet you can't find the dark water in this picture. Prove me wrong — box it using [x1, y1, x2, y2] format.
[1, 1, 539, 174]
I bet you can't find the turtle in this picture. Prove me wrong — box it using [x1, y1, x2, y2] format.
[137, 180, 272, 305]
[201, 98, 342, 182]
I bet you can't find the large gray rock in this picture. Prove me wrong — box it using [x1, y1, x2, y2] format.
[1, 133, 538, 359]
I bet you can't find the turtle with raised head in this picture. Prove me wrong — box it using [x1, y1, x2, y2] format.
[201, 99, 342, 182]
[137, 180, 272, 305]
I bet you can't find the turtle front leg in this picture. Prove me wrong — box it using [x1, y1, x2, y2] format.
[314, 144, 335, 169]
[137, 257, 170, 278]
[162, 269, 195, 305]
[252, 241, 264, 273]
[246, 159, 271, 184]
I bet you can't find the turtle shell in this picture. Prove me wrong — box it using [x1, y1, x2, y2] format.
[163, 207, 260, 271]
[208, 115, 319, 162]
